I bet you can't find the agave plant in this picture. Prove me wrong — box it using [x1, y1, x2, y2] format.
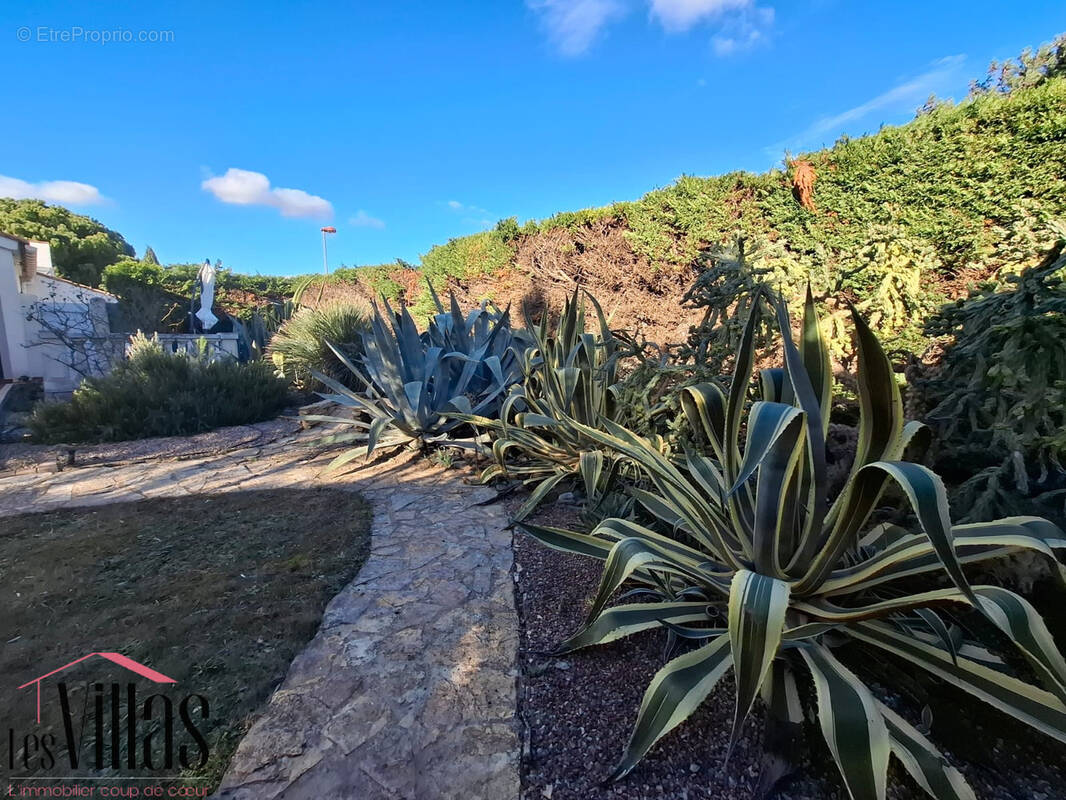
[453, 289, 641, 521]
[306, 286, 527, 467]
[520, 288, 1066, 799]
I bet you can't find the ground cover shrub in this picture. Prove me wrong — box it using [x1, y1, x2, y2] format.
[761, 68, 1066, 277]
[421, 231, 513, 283]
[412, 231, 515, 319]
[267, 302, 371, 391]
[101, 258, 189, 333]
[29, 333, 288, 443]
[452, 290, 637, 522]
[157, 263, 302, 303]
[330, 263, 408, 304]
[232, 290, 306, 360]
[915, 237, 1066, 520]
[101, 257, 166, 291]
[624, 172, 772, 267]
[494, 216, 524, 242]
[155, 263, 309, 330]
[519, 288, 1066, 798]
[540, 203, 631, 234]
[967, 32, 1065, 99]
[309, 288, 529, 465]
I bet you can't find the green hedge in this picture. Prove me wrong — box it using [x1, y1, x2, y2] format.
[30, 335, 289, 443]
[408, 49, 1066, 343]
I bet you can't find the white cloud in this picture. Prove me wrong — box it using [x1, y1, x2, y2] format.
[711, 5, 772, 55]
[527, 0, 626, 56]
[771, 54, 967, 155]
[444, 200, 496, 230]
[201, 167, 333, 219]
[530, 0, 772, 57]
[649, 0, 749, 32]
[0, 175, 105, 205]
[712, 36, 737, 55]
[446, 199, 492, 217]
[349, 210, 385, 229]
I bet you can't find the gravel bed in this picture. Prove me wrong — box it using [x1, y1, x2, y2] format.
[510, 498, 1066, 800]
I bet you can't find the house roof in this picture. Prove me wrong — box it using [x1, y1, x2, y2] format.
[0, 230, 35, 246]
[1, 232, 41, 282]
[39, 272, 119, 300]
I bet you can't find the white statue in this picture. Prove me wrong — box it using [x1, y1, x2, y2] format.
[195, 259, 218, 331]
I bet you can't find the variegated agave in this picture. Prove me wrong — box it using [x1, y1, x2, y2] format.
[307, 286, 528, 468]
[453, 290, 640, 521]
[521, 288, 1066, 799]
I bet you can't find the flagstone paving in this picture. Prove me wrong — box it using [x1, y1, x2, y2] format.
[0, 423, 519, 800]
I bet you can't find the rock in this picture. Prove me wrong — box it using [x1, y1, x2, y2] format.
[213, 443, 520, 799]
[296, 399, 348, 429]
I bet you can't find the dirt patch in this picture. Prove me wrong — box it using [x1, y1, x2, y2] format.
[514, 510, 813, 800]
[297, 278, 377, 310]
[0, 488, 373, 792]
[789, 160, 817, 212]
[459, 221, 703, 348]
[390, 266, 423, 305]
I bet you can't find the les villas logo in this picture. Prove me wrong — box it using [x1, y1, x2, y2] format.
[6, 652, 210, 775]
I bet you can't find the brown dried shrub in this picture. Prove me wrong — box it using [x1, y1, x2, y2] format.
[791, 159, 817, 211]
[455, 221, 703, 347]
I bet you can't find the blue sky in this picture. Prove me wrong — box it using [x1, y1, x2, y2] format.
[2, 1, 1063, 276]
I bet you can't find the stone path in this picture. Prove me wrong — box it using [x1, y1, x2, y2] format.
[0, 424, 520, 800]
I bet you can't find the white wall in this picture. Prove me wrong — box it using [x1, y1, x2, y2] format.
[0, 236, 120, 394]
[153, 332, 240, 360]
[0, 236, 31, 379]
[21, 279, 120, 395]
[31, 240, 54, 275]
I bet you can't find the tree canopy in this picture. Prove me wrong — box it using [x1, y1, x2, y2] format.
[0, 198, 134, 286]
